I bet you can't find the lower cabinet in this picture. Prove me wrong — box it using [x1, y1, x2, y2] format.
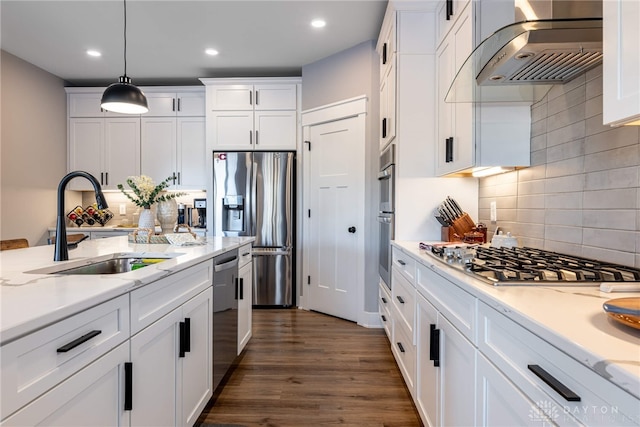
[237, 257, 253, 354]
[2, 342, 130, 426]
[130, 287, 212, 427]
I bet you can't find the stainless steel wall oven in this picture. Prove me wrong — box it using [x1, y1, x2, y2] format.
[378, 144, 395, 290]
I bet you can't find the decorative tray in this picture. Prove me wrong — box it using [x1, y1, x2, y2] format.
[128, 224, 197, 244]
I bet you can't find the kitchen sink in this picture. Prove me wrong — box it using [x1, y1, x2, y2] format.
[27, 252, 182, 275]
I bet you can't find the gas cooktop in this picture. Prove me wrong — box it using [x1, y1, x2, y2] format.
[428, 244, 640, 286]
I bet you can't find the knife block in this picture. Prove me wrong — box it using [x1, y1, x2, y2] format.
[441, 226, 460, 242]
[443, 213, 476, 241]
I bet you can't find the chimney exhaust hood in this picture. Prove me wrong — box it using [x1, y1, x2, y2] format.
[446, 0, 603, 103]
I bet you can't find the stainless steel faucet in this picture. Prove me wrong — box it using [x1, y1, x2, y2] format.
[55, 171, 108, 261]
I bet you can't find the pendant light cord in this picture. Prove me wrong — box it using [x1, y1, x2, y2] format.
[123, 0, 127, 77]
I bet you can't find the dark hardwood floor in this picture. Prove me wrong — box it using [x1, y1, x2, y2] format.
[196, 309, 423, 427]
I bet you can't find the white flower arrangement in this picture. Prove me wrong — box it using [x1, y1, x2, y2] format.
[118, 175, 185, 209]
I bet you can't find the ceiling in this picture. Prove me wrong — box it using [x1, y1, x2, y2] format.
[0, 0, 388, 86]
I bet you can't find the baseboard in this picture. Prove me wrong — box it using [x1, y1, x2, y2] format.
[358, 309, 383, 328]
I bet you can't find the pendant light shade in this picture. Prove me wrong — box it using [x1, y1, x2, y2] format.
[101, 0, 148, 114]
[101, 76, 148, 114]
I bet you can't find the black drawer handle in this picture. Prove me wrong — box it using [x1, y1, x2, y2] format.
[381, 297, 388, 304]
[57, 330, 102, 353]
[184, 318, 191, 353]
[382, 42, 387, 64]
[528, 365, 580, 402]
[381, 315, 387, 322]
[240, 278, 244, 300]
[124, 362, 133, 411]
[397, 259, 406, 266]
[179, 321, 186, 358]
[396, 342, 405, 353]
[430, 324, 440, 367]
[396, 296, 405, 304]
[445, 137, 454, 163]
[242, 252, 251, 257]
[382, 118, 387, 138]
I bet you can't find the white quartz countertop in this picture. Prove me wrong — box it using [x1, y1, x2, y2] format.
[0, 235, 253, 344]
[393, 240, 640, 400]
[47, 226, 207, 233]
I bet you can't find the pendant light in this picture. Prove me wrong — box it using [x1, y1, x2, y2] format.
[101, 0, 148, 114]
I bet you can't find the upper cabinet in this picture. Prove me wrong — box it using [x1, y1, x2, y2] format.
[603, 0, 640, 126]
[434, 0, 531, 176]
[144, 90, 205, 117]
[201, 78, 301, 151]
[377, 15, 397, 149]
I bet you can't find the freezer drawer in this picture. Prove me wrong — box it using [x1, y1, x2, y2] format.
[252, 248, 292, 306]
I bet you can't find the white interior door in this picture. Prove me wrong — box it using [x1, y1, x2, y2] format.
[304, 113, 365, 322]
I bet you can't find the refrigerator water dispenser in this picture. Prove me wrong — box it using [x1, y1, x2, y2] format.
[222, 195, 244, 232]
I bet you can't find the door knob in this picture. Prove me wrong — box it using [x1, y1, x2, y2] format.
[348, 226, 356, 233]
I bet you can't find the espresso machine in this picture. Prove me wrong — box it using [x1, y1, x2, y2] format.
[177, 203, 193, 227]
[194, 198, 206, 229]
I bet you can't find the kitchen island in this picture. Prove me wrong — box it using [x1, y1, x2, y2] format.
[0, 235, 253, 426]
[389, 240, 640, 426]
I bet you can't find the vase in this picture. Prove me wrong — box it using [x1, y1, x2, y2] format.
[156, 199, 178, 234]
[138, 208, 156, 234]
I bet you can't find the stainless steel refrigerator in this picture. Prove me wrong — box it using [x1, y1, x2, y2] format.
[212, 151, 295, 306]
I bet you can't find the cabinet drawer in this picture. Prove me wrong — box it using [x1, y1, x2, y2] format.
[379, 281, 392, 339]
[1, 295, 129, 419]
[238, 244, 252, 269]
[416, 262, 476, 344]
[130, 261, 212, 335]
[478, 301, 640, 426]
[392, 267, 416, 338]
[392, 318, 416, 395]
[392, 246, 416, 283]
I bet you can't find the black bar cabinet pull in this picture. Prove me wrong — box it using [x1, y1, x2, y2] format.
[235, 278, 239, 300]
[124, 362, 133, 411]
[397, 259, 406, 266]
[57, 330, 102, 353]
[179, 321, 186, 358]
[528, 365, 581, 401]
[172, 98, 176, 112]
[255, 130, 259, 145]
[105, 172, 108, 185]
[445, 137, 454, 163]
[446, 0, 453, 20]
[239, 278, 244, 300]
[381, 315, 387, 322]
[396, 296, 405, 304]
[429, 324, 440, 367]
[382, 118, 387, 138]
[100, 172, 104, 185]
[381, 297, 387, 304]
[249, 91, 252, 105]
[382, 42, 387, 64]
[255, 90, 259, 105]
[396, 342, 405, 353]
[184, 318, 191, 353]
[177, 98, 181, 112]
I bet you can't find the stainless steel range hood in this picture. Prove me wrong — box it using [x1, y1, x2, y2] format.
[446, 0, 602, 103]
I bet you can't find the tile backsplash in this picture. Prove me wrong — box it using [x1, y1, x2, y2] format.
[478, 65, 640, 268]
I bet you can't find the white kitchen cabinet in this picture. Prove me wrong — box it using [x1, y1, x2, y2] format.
[140, 116, 206, 190]
[130, 287, 212, 427]
[416, 293, 438, 427]
[237, 244, 253, 354]
[1, 342, 130, 427]
[201, 78, 301, 151]
[434, 1, 530, 176]
[67, 92, 133, 118]
[144, 90, 205, 117]
[603, 0, 640, 126]
[377, 12, 397, 149]
[379, 280, 392, 339]
[1, 295, 130, 421]
[68, 117, 140, 190]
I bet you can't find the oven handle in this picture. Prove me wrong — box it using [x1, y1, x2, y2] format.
[377, 169, 392, 180]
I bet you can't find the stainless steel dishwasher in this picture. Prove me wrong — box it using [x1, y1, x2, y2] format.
[212, 249, 239, 392]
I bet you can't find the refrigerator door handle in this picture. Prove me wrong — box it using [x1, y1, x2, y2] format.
[252, 247, 292, 256]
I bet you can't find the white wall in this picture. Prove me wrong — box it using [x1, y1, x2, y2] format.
[0, 50, 77, 246]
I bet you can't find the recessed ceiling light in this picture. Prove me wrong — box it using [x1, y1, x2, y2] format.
[311, 19, 326, 28]
[205, 48, 219, 56]
[86, 49, 101, 57]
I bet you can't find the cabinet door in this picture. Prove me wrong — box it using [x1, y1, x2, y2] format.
[476, 353, 545, 427]
[68, 118, 104, 191]
[237, 262, 253, 354]
[451, 7, 474, 170]
[68, 93, 106, 117]
[380, 58, 397, 149]
[254, 110, 297, 150]
[141, 118, 177, 186]
[1, 343, 130, 427]
[145, 93, 178, 117]
[130, 308, 181, 427]
[416, 294, 439, 427]
[176, 117, 206, 190]
[436, 38, 455, 175]
[603, 0, 640, 126]
[209, 111, 254, 150]
[104, 117, 140, 190]
[180, 288, 213, 427]
[207, 85, 254, 110]
[176, 92, 205, 116]
[253, 84, 297, 110]
[439, 314, 476, 427]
